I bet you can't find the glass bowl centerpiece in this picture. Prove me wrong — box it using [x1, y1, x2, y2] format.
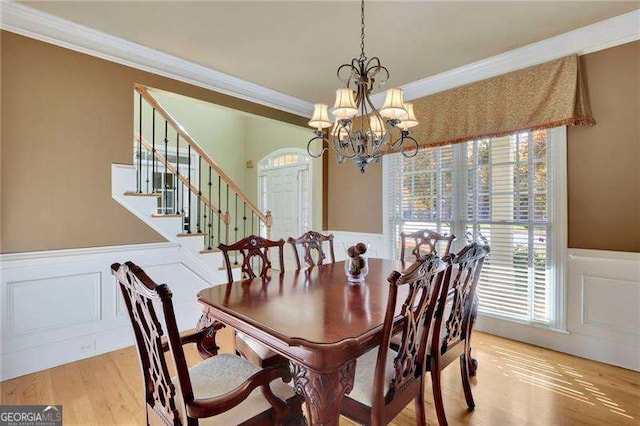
[344, 242, 369, 283]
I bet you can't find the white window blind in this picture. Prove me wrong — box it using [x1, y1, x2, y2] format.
[387, 129, 560, 325]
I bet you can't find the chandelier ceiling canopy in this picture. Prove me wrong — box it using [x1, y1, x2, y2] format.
[307, 0, 420, 174]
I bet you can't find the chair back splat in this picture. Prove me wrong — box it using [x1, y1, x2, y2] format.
[399, 229, 456, 262]
[219, 235, 285, 283]
[287, 230, 335, 269]
[219, 235, 288, 368]
[112, 262, 188, 426]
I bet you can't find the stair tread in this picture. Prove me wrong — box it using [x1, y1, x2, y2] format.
[176, 233, 206, 237]
[199, 248, 221, 254]
[218, 263, 242, 271]
[151, 213, 185, 218]
[124, 191, 161, 197]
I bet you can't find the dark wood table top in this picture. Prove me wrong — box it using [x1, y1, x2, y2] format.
[197, 258, 408, 356]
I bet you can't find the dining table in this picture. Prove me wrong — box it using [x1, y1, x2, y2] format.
[196, 258, 409, 426]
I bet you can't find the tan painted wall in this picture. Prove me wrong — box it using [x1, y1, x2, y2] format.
[567, 41, 640, 252]
[327, 41, 640, 252]
[326, 148, 383, 234]
[0, 31, 307, 253]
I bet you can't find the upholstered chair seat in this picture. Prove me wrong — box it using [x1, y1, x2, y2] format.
[235, 332, 279, 361]
[347, 347, 396, 407]
[173, 354, 296, 425]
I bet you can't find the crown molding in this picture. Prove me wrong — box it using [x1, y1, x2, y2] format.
[2, 2, 637, 115]
[371, 9, 640, 105]
[0, 1, 315, 118]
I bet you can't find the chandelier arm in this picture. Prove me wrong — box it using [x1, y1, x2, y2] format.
[337, 61, 360, 88]
[331, 122, 358, 159]
[306, 133, 328, 158]
[400, 135, 420, 158]
[388, 133, 420, 158]
[363, 57, 389, 91]
[363, 90, 391, 157]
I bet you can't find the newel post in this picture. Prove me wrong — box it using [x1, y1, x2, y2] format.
[265, 211, 273, 239]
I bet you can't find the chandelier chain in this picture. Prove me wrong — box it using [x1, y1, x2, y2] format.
[359, 0, 366, 61]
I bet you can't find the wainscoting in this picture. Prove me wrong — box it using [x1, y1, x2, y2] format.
[473, 248, 640, 371]
[0, 242, 230, 380]
[2, 238, 637, 380]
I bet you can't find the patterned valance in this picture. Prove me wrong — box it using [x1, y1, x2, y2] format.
[409, 54, 595, 148]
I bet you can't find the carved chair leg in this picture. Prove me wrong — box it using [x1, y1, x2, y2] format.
[468, 297, 479, 377]
[430, 360, 448, 426]
[468, 348, 479, 377]
[459, 353, 475, 410]
[261, 383, 290, 424]
[284, 395, 307, 426]
[414, 382, 427, 426]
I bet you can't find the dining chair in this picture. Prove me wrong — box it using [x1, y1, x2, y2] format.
[111, 261, 304, 426]
[427, 242, 490, 426]
[399, 229, 456, 262]
[218, 235, 288, 368]
[340, 254, 449, 426]
[287, 230, 335, 269]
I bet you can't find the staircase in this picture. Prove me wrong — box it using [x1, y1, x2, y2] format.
[112, 85, 272, 283]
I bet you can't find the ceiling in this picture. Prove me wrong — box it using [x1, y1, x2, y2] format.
[22, 1, 640, 105]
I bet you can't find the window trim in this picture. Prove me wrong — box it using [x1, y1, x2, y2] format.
[382, 126, 567, 331]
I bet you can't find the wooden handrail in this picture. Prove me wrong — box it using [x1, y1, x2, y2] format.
[135, 84, 267, 225]
[135, 132, 229, 225]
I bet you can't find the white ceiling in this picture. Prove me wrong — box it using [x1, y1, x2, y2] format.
[22, 1, 640, 105]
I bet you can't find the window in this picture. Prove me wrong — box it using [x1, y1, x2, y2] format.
[385, 128, 566, 327]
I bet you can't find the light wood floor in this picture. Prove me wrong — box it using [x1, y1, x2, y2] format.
[1, 329, 638, 425]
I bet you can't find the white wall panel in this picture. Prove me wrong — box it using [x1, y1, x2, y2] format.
[7, 272, 101, 335]
[582, 276, 640, 334]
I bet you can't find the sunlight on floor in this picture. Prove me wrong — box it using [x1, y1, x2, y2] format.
[491, 345, 635, 420]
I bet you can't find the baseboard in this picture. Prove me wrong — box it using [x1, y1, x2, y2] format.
[475, 315, 639, 372]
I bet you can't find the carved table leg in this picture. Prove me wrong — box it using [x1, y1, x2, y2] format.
[290, 360, 356, 426]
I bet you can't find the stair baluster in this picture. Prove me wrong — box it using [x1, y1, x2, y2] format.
[217, 176, 221, 247]
[164, 121, 169, 214]
[138, 93, 143, 193]
[207, 166, 213, 249]
[187, 144, 191, 234]
[152, 108, 156, 193]
[197, 157, 202, 234]
[234, 194, 239, 265]
[225, 183, 229, 244]
[175, 134, 180, 216]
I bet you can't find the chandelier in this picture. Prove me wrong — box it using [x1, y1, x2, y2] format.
[306, 0, 420, 174]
